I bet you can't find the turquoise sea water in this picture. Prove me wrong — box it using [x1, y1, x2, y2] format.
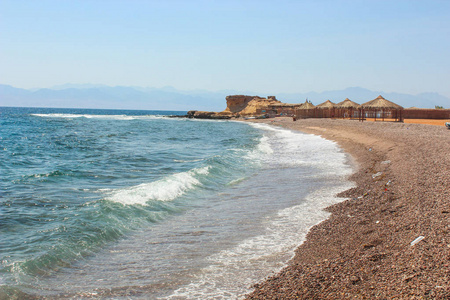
[0, 107, 353, 299]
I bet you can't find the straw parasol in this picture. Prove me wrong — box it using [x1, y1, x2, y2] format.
[360, 95, 403, 121]
[294, 100, 316, 118]
[315, 99, 337, 118]
[361, 95, 403, 109]
[316, 100, 337, 109]
[337, 98, 360, 108]
[336, 98, 360, 119]
[298, 100, 316, 109]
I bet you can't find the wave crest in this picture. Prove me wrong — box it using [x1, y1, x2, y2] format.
[105, 167, 210, 205]
[31, 113, 171, 120]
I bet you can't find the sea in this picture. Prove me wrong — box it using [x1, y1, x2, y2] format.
[0, 107, 354, 299]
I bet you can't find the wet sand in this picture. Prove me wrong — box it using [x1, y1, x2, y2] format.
[245, 118, 450, 299]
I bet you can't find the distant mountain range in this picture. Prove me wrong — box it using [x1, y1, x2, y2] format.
[277, 87, 450, 109]
[0, 84, 230, 111]
[1, 84, 449, 111]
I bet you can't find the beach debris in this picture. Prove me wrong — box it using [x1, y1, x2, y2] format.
[358, 192, 369, 199]
[369, 148, 372, 151]
[381, 160, 391, 164]
[410, 236, 425, 246]
[372, 172, 382, 179]
[376, 220, 380, 224]
[386, 180, 391, 186]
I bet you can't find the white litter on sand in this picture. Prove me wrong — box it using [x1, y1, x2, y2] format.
[410, 236, 425, 246]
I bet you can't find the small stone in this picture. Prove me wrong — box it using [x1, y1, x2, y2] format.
[372, 172, 383, 179]
[403, 274, 417, 282]
[350, 275, 360, 284]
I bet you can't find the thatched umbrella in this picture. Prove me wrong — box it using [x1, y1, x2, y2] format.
[337, 98, 360, 108]
[295, 100, 316, 118]
[361, 95, 403, 121]
[316, 100, 337, 118]
[336, 98, 360, 119]
[316, 99, 336, 109]
[298, 100, 316, 109]
[361, 95, 403, 109]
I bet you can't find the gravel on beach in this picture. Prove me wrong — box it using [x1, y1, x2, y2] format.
[245, 118, 450, 299]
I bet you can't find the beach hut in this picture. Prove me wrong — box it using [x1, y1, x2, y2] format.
[295, 100, 316, 118]
[336, 98, 361, 119]
[361, 95, 403, 122]
[316, 100, 337, 118]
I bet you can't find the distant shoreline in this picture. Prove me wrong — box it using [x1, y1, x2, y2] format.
[245, 117, 450, 299]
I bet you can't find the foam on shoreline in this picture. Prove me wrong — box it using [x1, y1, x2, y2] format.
[245, 117, 450, 299]
[167, 121, 355, 299]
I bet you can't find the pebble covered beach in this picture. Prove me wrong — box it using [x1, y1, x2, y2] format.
[246, 118, 450, 299]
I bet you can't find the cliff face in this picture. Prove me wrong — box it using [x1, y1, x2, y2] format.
[186, 95, 283, 119]
[221, 95, 281, 116]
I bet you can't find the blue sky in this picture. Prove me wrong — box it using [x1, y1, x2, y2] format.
[1, 0, 449, 97]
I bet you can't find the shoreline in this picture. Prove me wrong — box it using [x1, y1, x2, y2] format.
[245, 118, 450, 299]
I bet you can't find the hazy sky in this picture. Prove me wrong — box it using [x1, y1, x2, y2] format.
[1, 0, 449, 97]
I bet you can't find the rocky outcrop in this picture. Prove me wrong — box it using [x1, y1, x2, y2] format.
[185, 95, 283, 119]
[186, 110, 231, 119]
[221, 95, 282, 116]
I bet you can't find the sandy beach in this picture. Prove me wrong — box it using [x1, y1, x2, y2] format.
[245, 118, 450, 299]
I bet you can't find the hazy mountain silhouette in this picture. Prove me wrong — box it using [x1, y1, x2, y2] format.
[0, 84, 228, 111]
[1, 84, 448, 110]
[278, 87, 450, 108]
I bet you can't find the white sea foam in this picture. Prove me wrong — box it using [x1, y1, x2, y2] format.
[227, 177, 248, 186]
[243, 135, 273, 164]
[31, 113, 84, 118]
[255, 135, 273, 155]
[30, 113, 172, 121]
[105, 167, 210, 205]
[173, 158, 204, 163]
[167, 181, 355, 299]
[248, 122, 352, 176]
[166, 123, 355, 299]
[187, 118, 229, 123]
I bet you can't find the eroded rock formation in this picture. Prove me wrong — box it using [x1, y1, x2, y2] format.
[186, 110, 231, 119]
[185, 95, 283, 119]
[220, 95, 282, 116]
